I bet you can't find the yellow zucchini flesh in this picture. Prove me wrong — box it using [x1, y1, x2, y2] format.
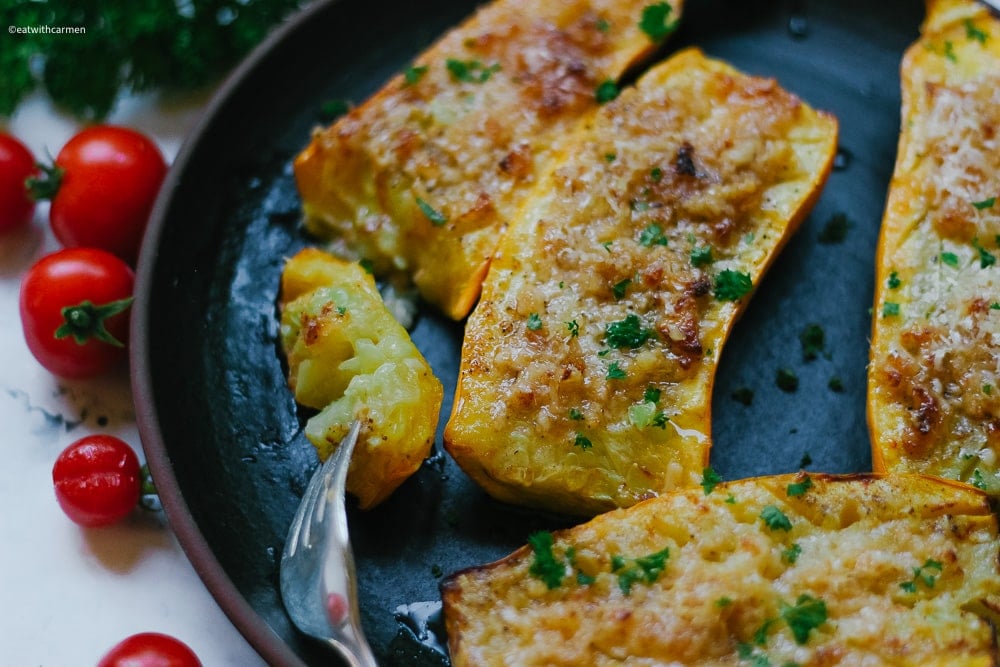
[293, 0, 682, 320]
[442, 473, 1000, 667]
[868, 0, 1000, 493]
[279, 248, 443, 509]
[444, 48, 838, 516]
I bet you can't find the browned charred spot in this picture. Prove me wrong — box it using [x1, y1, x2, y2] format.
[563, 11, 613, 54]
[900, 327, 934, 355]
[932, 203, 975, 241]
[986, 420, 1000, 441]
[969, 297, 991, 315]
[640, 264, 665, 288]
[912, 386, 941, 436]
[713, 217, 737, 241]
[392, 128, 422, 163]
[499, 143, 533, 180]
[512, 26, 597, 116]
[456, 192, 498, 232]
[674, 141, 699, 177]
[301, 313, 323, 346]
[689, 276, 712, 297]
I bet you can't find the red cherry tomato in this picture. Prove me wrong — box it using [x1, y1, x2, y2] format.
[0, 132, 38, 231]
[52, 435, 141, 527]
[32, 125, 167, 265]
[19, 247, 135, 378]
[97, 632, 202, 667]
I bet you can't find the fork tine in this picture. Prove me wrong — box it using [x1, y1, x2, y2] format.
[285, 451, 329, 558]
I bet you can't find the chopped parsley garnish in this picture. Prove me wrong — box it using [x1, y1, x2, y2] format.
[973, 237, 996, 268]
[799, 452, 813, 468]
[818, 212, 850, 244]
[786, 475, 813, 497]
[899, 559, 943, 593]
[972, 469, 987, 490]
[639, 2, 677, 42]
[731, 387, 754, 406]
[319, 99, 350, 122]
[714, 269, 753, 301]
[725, 493, 737, 504]
[403, 64, 428, 85]
[799, 323, 825, 361]
[527, 531, 565, 589]
[602, 240, 614, 252]
[568, 408, 584, 421]
[760, 505, 792, 531]
[939, 251, 959, 267]
[966, 19, 989, 43]
[753, 618, 780, 647]
[944, 40, 957, 63]
[604, 152, 617, 162]
[565, 547, 595, 586]
[566, 319, 580, 337]
[887, 271, 901, 289]
[446, 58, 500, 83]
[983, 384, 993, 396]
[612, 278, 632, 300]
[605, 313, 653, 349]
[650, 166, 663, 182]
[644, 386, 662, 403]
[991, 302, 1000, 310]
[690, 245, 714, 267]
[781, 595, 828, 644]
[611, 547, 670, 594]
[606, 361, 627, 380]
[715, 596, 733, 608]
[972, 196, 996, 210]
[415, 196, 447, 225]
[596, 17, 611, 32]
[828, 376, 845, 393]
[431, 564, 443, 578]
[882, 301, 900, 317]
[573, 432, 593, 450]
[595, 79, 620, 104]
[700, 466, 723, 495]
[638, 223, 669, 247]
[776, 368, 799, 393]
[359, 258, 375, 274]
[526, 313, 543, 331]
[782, 543, 803, 564]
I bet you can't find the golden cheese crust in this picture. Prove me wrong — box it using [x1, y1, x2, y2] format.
[279, 248, 443, 509]
[868, 0, 1000, 493]
[444, 48, 838, 516]
[294, 0, 679, 320]
[442, 473, 1000, 666]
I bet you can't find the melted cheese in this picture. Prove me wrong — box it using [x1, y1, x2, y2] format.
[442, 474, 1000, 666]
[869, 0, 1000, 492]
[294, 0, 677, 319]
[444, 48, 837, 515]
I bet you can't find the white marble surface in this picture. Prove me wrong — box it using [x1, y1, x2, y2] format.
[1, 92, 268, 666]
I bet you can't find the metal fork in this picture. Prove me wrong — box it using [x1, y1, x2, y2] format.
[280, 420, 378, 666]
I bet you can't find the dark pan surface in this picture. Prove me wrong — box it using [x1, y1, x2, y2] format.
[132, 0, 923, 664]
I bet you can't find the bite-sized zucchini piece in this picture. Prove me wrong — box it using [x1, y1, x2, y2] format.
[279, 248, 443, 509]
[294, 0, 683, 320]
[868, 0, 1000, 493]
[444, 48, 838, 516]
[442, 473, 1000, 667]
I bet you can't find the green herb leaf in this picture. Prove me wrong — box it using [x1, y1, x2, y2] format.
[446, 58, 500, 83]
[528, 531, 565, 589]
[776, 368, 799, 393]
[972, 469, 987, 490]
[566, 320, 580, 337]
[782, 543, 803, 564]
[799, 323, 825, 361]
[731, 387, 754, 406]
[403, 64, 428, 85]
[638, 223, 669, 247]
[899, 558, 943, 592]
[972, 197, 996, 210]
[781, 594, 827, 645]
[882, 301, 900, 317]
[415, 196, 447, 225]
[760, 505, 792, 531]
[940, 251, 960, 267]
[714, 270, 753, 301]
[605, 313, 653, 349]
[966, 18, 989, 43]
[612, 547, 670, 594]
[595, 79, 619, 104]
[888, 271, 901, 289]
[612, 278, 632, 300]
[650, 166, 663, 182]
[786, 475, 813, 497]
[828, 376, 845, 393]
[701, 466, 723, 495]
[690, 246, 714, 267]
[319, 99, 350, 122]
[568, 408, 584, 421]
[644, 386, 662, 403]
[606, 361, 627, 380]
[818, 212, 850, 244]
[639, 2, 677, 42]
[526, 313, 543, 331]
[574, 432, 593, 449]
[973, 237, 996, 268]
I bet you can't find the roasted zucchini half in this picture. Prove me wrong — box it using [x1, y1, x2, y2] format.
[294, 0, 682, 320]
[279, 248, 443, 509]
[868, 0, 1000, 493]
[442, 473, 1000, 667]
[444, 48, 838, 516]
